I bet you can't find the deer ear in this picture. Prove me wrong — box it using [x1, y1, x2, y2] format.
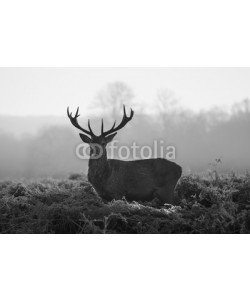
[105, 132, 117, 143]
[79, 133, 92, 144]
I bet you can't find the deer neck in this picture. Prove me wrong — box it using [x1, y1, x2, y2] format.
[88, 148, 110, 188]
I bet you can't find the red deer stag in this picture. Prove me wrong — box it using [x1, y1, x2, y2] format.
[67, 105, 182, 205]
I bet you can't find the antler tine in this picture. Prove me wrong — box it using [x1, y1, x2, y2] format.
[67, 107, 71, 118]
[101, 119, 104, 135]
[67, 107, 96, 137]
[129, 108, 134, 119]
[123, 104, 127, 117]
[88, 119, 95, 136]
[110, 120, 116, 130]
[75, 107, 80, 117]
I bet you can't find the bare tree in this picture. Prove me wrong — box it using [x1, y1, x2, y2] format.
[156, 89, 180, 128]
[157, 89, 178, 113]
[232, 98, 250, 116]
[95, 82, 134, 118]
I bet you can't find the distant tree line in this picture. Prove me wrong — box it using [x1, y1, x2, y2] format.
[0, 82, 249, 179]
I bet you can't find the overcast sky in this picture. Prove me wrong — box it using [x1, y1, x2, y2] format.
[0, 68, 250, 116]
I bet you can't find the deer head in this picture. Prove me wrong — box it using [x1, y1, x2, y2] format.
[67, 105, 134, 158]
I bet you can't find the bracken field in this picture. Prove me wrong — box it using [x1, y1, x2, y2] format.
[0, 173, 250, 234]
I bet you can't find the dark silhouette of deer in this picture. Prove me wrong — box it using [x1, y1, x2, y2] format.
[67, 105, 182, 205]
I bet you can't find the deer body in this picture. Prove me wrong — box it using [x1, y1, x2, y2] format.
[67, 105, 182, 206]
[88, 156, 181, 204]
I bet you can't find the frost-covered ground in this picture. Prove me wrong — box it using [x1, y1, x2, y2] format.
[0, 173, 249, 233]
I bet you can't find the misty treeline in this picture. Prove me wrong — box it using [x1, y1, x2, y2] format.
[0, 82, 250, 180]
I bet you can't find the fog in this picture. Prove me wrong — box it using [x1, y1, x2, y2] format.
[0, 80, 249, 179]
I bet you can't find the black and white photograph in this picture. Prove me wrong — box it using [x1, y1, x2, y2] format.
[0, 67, 249, 234]
[1, 1, 249, 300]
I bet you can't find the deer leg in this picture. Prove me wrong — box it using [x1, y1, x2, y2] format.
[154, 179, 178, 206]
[154, 187, 173, 206]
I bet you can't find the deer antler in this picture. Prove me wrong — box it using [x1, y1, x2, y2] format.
[67, 107, 96, 137]
[101, 105, 134, 137]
